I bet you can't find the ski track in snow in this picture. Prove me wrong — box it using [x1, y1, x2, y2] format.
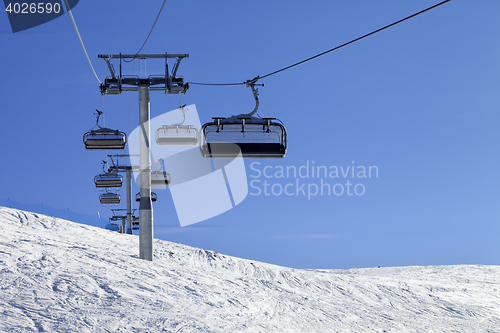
[0, 207, 499, 332]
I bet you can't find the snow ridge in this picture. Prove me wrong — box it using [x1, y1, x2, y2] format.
[0, 206, 499, 332]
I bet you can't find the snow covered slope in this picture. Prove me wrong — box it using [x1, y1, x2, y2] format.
[0, 207, 499, 332]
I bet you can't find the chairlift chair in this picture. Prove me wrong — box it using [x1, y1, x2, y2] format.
[83, 110, 126, 150]
[84, 128, 126, 150]
[134, 169, 171, 188]
[135, 192, 157, 202]
[200, 80, 287, 158]
[99, 192, 121, 204]
[156, 125, 199, 145]
[151, 171, 171, 186]
[94, 172, 123, 188]
[106, 222, 120, 232]
[156, 106, 199, 145]
[201, 116, 287, 158]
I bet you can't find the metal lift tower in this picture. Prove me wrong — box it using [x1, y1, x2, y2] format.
[107, 154, 140, 235]
[98, 53, 189, 261]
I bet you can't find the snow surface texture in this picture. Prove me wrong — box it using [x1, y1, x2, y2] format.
[0, 207, 499, 332]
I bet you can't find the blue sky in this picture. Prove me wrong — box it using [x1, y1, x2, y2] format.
[1, 0, 499, 269]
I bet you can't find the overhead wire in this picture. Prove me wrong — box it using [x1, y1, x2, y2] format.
[259, 0, 453, 81]
[63, 0, 452, 87]
[64, 0, 452, 92]
[188, 82, 245, 86]
[63, 0, 101, 84]
[187, 0, 453, 86]
[124, 0, 168, 62]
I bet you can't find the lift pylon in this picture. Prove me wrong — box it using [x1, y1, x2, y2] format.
[106, 154, 140, 235]
[99, 53, 189, 261]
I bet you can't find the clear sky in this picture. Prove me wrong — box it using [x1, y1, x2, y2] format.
[1, 0, 499, 269]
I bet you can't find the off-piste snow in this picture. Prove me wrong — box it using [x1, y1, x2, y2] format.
[0, 206, 499, 332]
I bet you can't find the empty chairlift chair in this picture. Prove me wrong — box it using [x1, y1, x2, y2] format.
[135, 192, 157, 202]
[156, 106, 199, 145]
[156, 125, 199, 145]
[200, 80, 287, 158]
[94, 172, 123, 188]
[151, 171, 171, 186]
[84, 128, 126, 150]
[201, 116, 287, 158]
[134, 163, 170, 188]
[105, 221, 120, 232]
[99, 192, 121, 204]
[83, 110, 126, 150]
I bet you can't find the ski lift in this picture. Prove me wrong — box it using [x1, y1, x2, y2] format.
[156, 125, 199, 145]
[105, 222, 120, 232]
[200, 79, 287, 158]
[94, 160, 123, 188]
[134, 162, 171, 188]
[94, 172, 123, 188]
[151, 171, 171, 186]
[156, 105, 199, 145]
[132, 216, 139, 230]
[99, 192, 121, 204]
[150, 160, 171, 186]
[201, 116, 287, 158]
[135, 192, 157, 202]
[83, 110, 126, 150]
